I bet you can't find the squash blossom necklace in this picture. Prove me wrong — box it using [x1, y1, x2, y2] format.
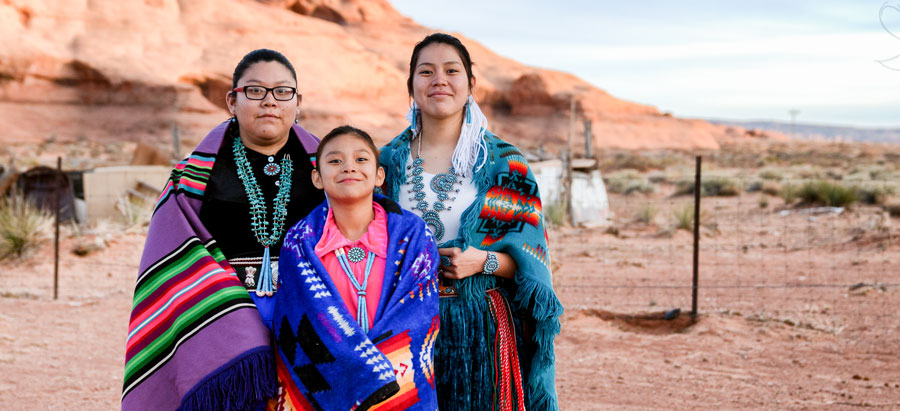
[233, 135, 294, 297]
[406, 132, 461, 241]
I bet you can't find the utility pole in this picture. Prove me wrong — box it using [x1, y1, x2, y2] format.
[789, 109, 800, 138]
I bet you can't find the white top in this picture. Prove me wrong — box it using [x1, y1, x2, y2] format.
[398, 156, 478, 244]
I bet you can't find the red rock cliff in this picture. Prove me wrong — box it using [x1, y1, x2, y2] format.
[1, 0, 769, 151]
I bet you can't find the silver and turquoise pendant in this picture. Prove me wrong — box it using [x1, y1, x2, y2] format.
[263, 161, 281, 176]
[347, 246, 366, 263]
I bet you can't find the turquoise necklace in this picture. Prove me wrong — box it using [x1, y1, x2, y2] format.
[232, 136, 294, 297]
[406, 134, 460, 241]
[335, 248, 376, 333]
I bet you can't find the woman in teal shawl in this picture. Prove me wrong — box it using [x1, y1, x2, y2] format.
[379, 33, 563, 410]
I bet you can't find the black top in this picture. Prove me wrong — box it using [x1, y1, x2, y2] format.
[198, 130, 325, 259]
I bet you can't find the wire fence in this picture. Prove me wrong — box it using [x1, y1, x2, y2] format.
[553, 159, 899, 352]
[5, 155, 899, 355]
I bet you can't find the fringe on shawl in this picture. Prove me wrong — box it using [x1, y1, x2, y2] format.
[460, 133, 563, 410]
[177, 347, 277, 411]
[512, 277, 563, 410]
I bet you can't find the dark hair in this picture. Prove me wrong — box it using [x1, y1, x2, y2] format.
[231, 49, 298, 91]
[315, 125, 379, 171]
[407, 33, 474, 96]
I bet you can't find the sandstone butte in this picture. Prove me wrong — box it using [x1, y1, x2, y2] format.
[0, 0, 785, 153]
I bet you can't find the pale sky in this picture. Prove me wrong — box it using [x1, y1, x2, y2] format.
[390, 1, 900, 128]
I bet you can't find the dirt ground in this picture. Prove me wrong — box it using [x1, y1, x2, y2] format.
[2, 142, 900, 409]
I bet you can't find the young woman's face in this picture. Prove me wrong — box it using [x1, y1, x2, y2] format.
[226, 61, 300, 147]
[411, 43, 473, 121]
[311, 134, 384, 203]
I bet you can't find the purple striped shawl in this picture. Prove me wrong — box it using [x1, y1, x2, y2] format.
[122, 120, 320, 411]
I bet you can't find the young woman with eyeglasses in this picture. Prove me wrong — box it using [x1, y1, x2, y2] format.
[122, 49, 325, 411]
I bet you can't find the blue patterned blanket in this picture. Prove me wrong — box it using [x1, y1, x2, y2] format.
[272, 195, 440, 410]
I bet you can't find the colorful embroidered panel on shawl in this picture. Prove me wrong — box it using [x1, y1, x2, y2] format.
[271, 195, 440, 410]
[379, 128, 564, 410]
[122, 120, 320, 411]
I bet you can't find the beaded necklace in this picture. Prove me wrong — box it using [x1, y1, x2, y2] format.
[232, 136, 294, 297]
[334, 248, 376, 333]
[406, 134, 461, 241]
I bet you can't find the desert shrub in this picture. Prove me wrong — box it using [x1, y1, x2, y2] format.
[635, 203, 657, 224]
[117, 196, 153, 230]
[544, 199, 566, 227]
[647, 170, 667, 184]
[675, 176, 740, 197]
[0, 195, 52, 259]
[761, 181, 782, 196]
[884, 201, 900, 218]
[780, 183, 800, 204]
[758, 169, 782, 180]
[601, 151, 682, 172]
[673, 203, 695, 230]
[797, 180, 858, 207]
[745, 180, 764, 193]
[605, 170, 655, 195]
[789, 165, 825, 180]
[856, 184, 895, 205]
[707, 177, 739, 196]
[759, 195, 769, 209]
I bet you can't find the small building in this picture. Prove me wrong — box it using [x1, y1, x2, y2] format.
[531, 159, 611, 227]
[82, 165, 171, 222]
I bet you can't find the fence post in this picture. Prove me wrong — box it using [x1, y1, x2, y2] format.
[54, 156, 61, 300]
[584, 119, 593, 158]
[691, 156, 701, 318]
[172, 125, 181, 164]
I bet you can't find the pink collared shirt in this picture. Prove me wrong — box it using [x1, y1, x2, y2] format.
[314, 202, 388, 326]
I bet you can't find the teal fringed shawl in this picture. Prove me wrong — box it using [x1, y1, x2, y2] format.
[379, 127, 564, 410]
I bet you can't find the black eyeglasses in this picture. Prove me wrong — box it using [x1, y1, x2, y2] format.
[232, 86, 297, 101]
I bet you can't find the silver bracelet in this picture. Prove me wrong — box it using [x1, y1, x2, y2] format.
[482, 251, 499, 275]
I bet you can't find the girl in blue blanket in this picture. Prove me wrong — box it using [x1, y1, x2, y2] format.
[271, 125, 440, 410]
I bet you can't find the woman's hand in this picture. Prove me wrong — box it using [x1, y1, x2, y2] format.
[438, 247, 517, 280]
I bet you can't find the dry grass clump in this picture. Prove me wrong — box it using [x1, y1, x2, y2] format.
[543, 199, 566, 227]
[675, 176, 740, 197]
[635, 203, 657, 224]
[758, 168, 783, 180]
[116, 195, 153, 232]
[760, 181, 782, 196]
[673, 203, 695, 230]
[884, 201, 900, 218]
[599, 151, 685, 172]
[605, 169, 656, 195]
[796, 180, 858, 207]
[855, 183, 895, 206]
[780, 183, 800, 204]
[0, 195, 52, 259]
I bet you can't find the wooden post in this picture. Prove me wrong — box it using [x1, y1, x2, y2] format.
[566, 95, 576, 225]
[584, 119, 593, 158]
[567, 95, 575, 155]
[172, 125, 181, 163]
[54, 156, 61, 300]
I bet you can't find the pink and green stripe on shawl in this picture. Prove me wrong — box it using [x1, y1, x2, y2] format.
[123, 237, 252, 395]
[154, 153, 215, 212]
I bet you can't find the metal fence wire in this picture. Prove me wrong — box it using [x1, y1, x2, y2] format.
[553, 156, 898, 354]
